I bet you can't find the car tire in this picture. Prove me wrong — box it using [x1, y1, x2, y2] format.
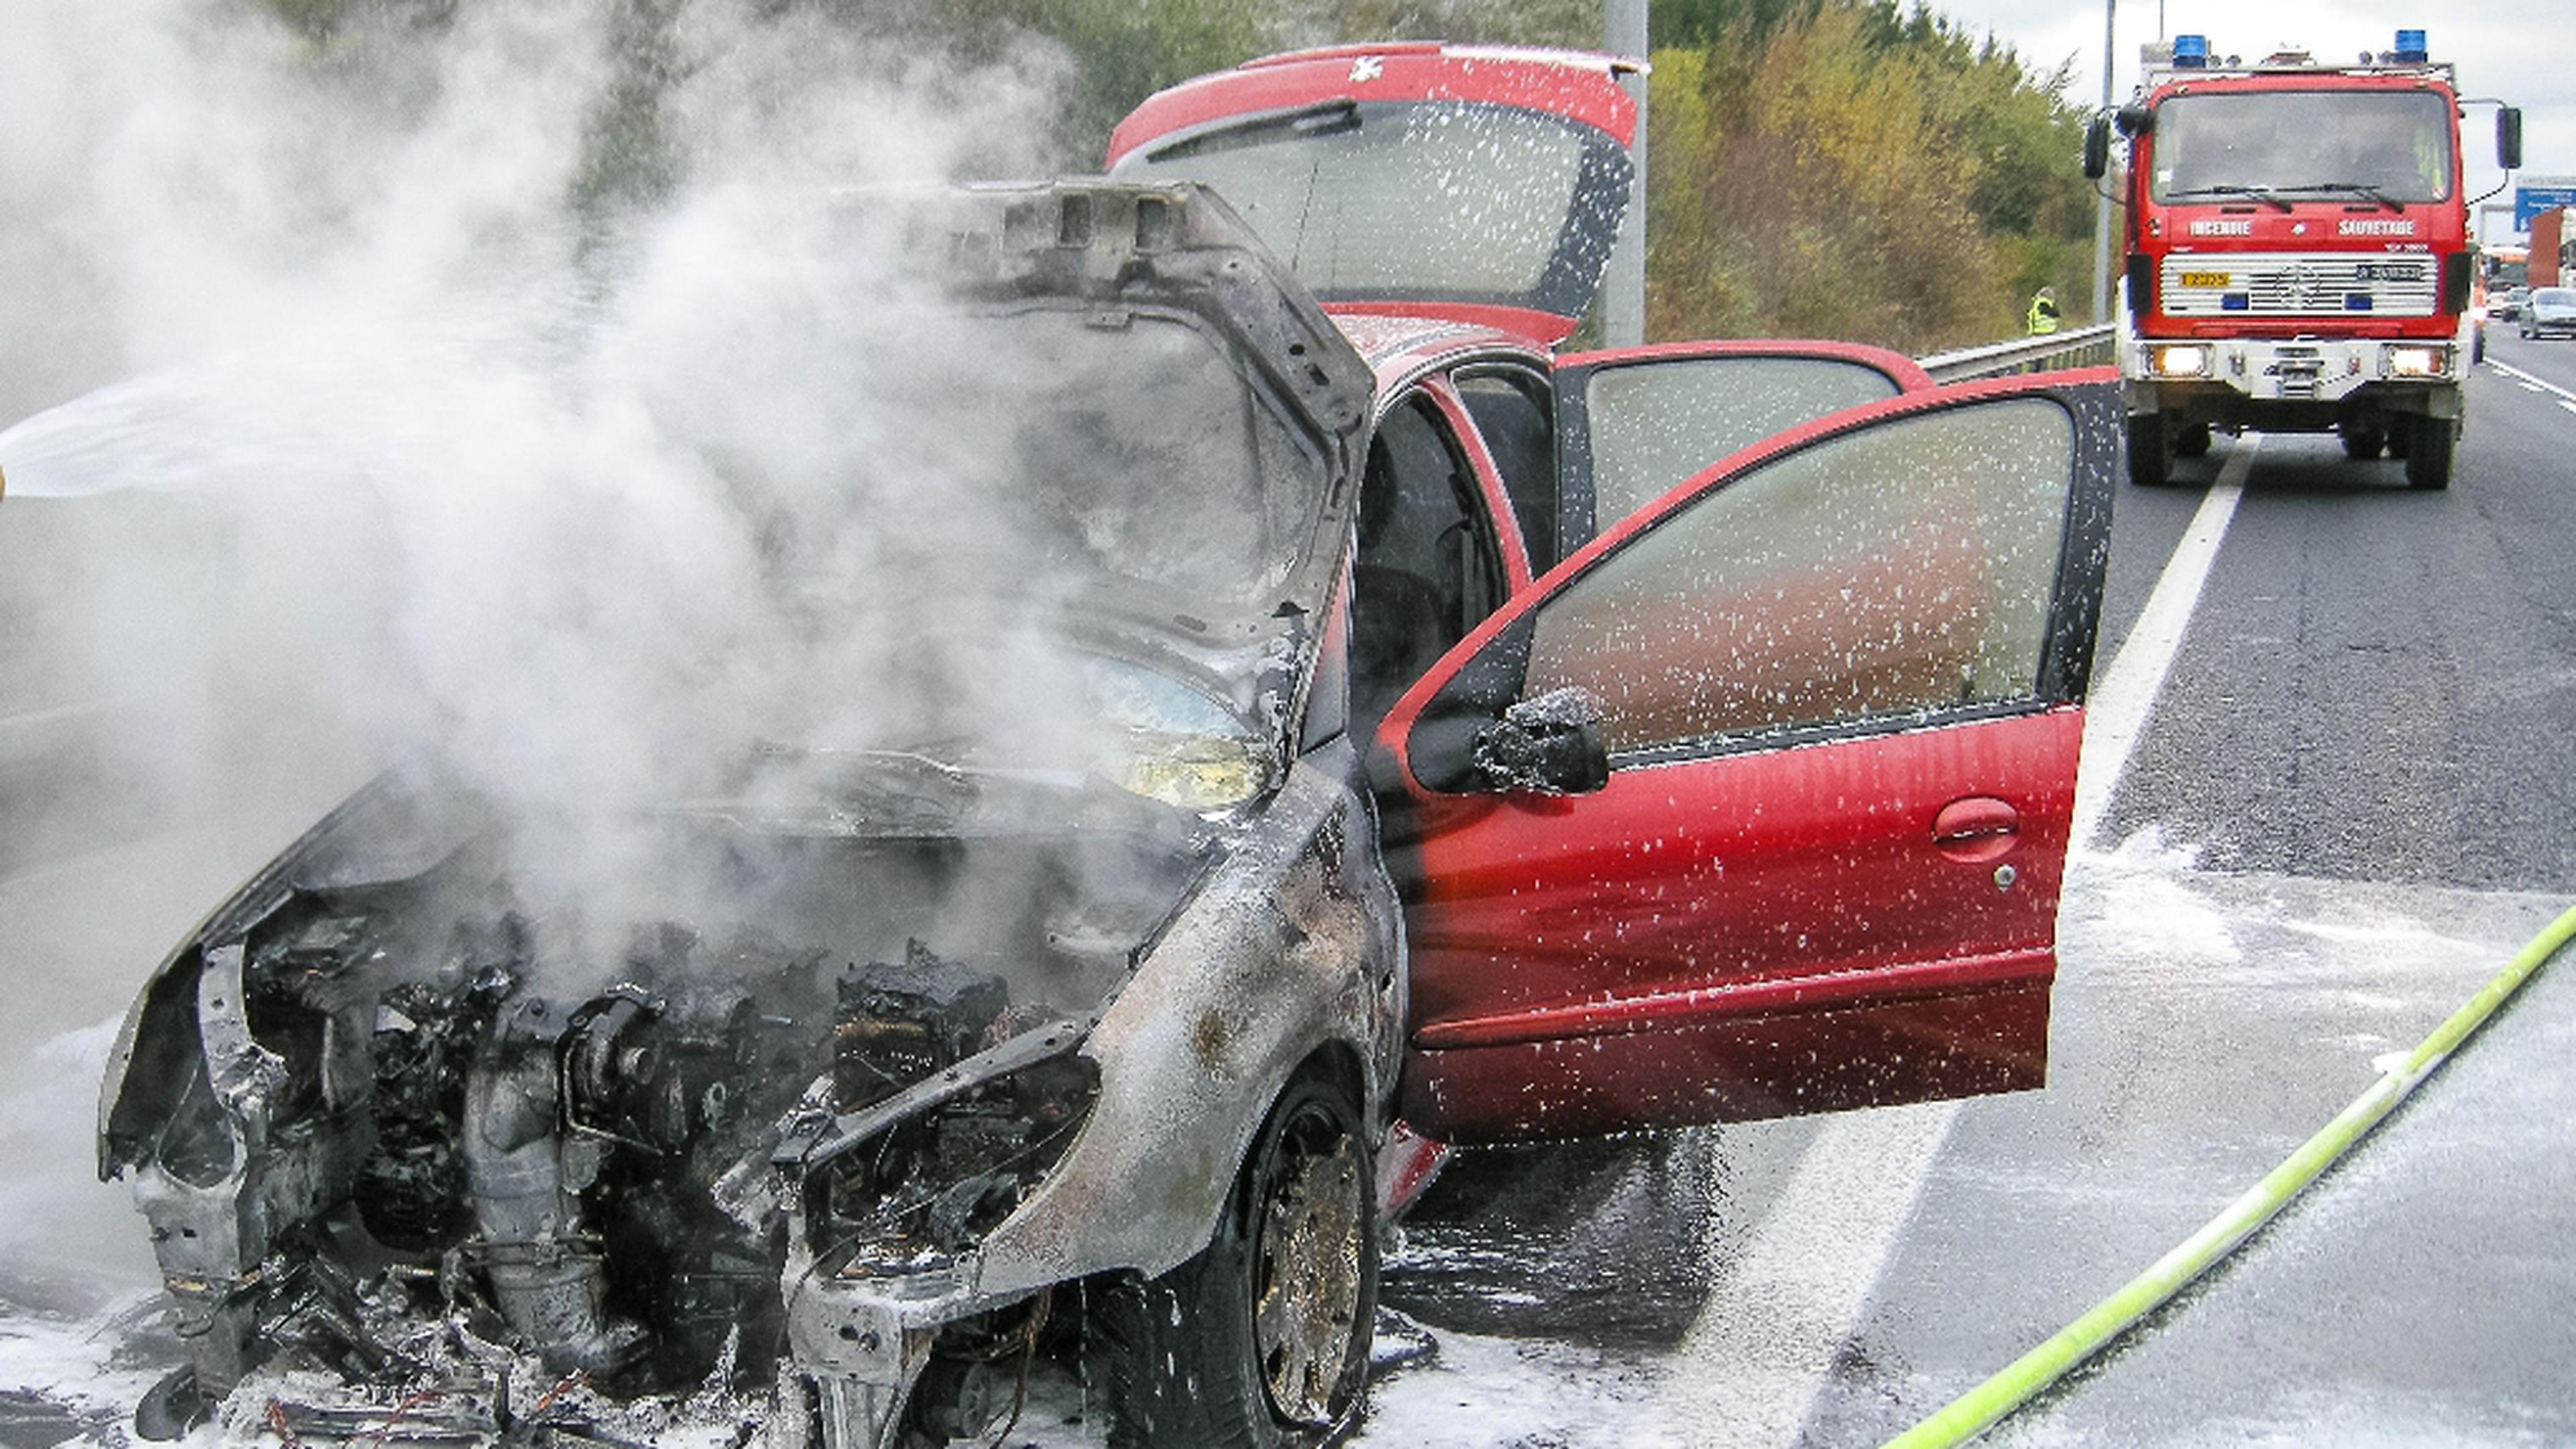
[2405, 415, 2457, 490]
[2172, 422, 2212, 458]
[2339, 421, 2386, 460]
[1099, 1068, 1375, 1449]
[2125, 413, 2172, 486]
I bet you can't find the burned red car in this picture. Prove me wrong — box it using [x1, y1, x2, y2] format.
[97, 44, 2115, 1449]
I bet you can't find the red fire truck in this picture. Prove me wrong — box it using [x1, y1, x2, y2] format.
[2085, 30, 2521, 489]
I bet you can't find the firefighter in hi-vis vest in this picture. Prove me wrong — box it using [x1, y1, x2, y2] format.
[2027, 286, 2061, 336]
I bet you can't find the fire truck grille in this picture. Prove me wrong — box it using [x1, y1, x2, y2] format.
[2159, 252, 2440, 319]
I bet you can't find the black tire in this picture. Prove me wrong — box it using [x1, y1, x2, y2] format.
[2172, 422, 2213, 458]
[2339, 423, 2386, 460]
[2405, 415, 2457, 490]
[1100, 1070, 1376, 1449]
[2125, 414, 2172, 486]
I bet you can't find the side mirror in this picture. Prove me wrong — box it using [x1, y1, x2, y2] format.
[2082, 115, 2111, 181]
[2499, 107, 2524, 171]
[2114, 104, 2155, 139]
[1470, 686, 1608, 796]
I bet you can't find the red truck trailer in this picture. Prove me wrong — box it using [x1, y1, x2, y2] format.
[2085, 30, 2521, 488]
[2530, 207, 2565, 290]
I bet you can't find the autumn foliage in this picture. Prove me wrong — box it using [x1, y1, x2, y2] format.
[1645, 2, 2100, 350]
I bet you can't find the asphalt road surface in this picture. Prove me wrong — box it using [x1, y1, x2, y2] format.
[2, 347, 2572, 1446]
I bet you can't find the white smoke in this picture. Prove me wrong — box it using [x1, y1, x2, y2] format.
[0, 0, 1102, 887]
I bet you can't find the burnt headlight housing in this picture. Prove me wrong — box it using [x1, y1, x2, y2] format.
[817, 1051, 1104, 1274]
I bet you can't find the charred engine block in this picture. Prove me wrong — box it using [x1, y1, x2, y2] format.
[356, 926, 835, 1392]
[113, 908, 1110, 1421]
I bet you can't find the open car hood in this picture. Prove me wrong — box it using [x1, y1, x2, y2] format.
[1106, 46, 1639, 346]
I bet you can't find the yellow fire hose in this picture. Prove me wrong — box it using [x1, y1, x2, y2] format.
[1883, 898, 2576, 1449]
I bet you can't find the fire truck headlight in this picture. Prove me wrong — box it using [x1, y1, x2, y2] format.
[2148, 345, 2211, 378]
[2383, 345, 2447, 378]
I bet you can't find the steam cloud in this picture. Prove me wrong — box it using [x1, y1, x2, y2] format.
[0, 0, 1113, 904]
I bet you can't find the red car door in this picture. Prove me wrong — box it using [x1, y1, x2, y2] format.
[1379, 372, 2119, 1145]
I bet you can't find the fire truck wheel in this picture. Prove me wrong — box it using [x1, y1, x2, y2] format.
[2173, 423, 2212, 458]
[2125, 415, 2172, 486]
[2339, 422, 2386, 460]
[2404, 416, 2456, 490]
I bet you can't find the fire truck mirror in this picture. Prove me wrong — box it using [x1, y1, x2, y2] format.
[2498, 108, 2524, 171]
[2114, 105, 2155, 140]
[2083, 115, 2111, 181]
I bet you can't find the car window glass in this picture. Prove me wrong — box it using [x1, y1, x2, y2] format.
[1584, 356, 1902, 525]
[1454, 369, 1558, 572]
[1350, 396, 1506, 733]
[1116, 101, 1626, 316]
[1527, 397, 2074, 755]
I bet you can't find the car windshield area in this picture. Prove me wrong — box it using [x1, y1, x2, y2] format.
[2532, 288, 2576, 307]
[844, 306, 1326, 608]
[2150, 89, 2456, 204]
[1112, 100, 1629, 315]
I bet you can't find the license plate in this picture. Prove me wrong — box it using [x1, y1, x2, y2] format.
[2354, 262, 2424, 282]
[2178, 270, 2231, 288]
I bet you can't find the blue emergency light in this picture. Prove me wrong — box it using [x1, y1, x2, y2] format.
[2173, 34, 2210, 68]
[2392, 29, 2428, 63]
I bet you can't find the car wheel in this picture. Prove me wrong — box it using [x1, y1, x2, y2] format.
[2405, 415, 2457, 490]
[2125, 413, 2172, 486]
[2339, 420, 2386, 460]
[1099, 1069, 1375, 1449]
[2172, 422, 2212, 458]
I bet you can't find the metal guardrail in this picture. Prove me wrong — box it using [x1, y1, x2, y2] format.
[1916, 323, 2117, 382]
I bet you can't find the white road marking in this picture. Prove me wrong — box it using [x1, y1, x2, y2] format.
[2559, 400, 2576, 418]
[2070, 441, 2255, 851]
[1664, 1102, 1962, 1439]
[2490, 359, 2576, 405]
[1663, 439, 2253, 1442]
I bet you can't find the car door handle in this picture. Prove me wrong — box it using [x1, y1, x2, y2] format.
[1931, 796, 2020, 863]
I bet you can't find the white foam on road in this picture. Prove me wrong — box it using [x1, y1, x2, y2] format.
[1657, 1101, 1961, 1441]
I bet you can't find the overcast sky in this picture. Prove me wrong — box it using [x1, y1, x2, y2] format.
[1929, 0, 2561, 241]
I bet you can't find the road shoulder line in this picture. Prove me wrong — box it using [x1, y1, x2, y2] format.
[2488, 359, 2576, 406]
[2070, 443, 2253, 851]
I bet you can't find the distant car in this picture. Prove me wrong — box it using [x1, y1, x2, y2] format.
[2520, 286, 2576, 338]
[2494, 285, 2530, 321]
[97, 44, 2122, 1449]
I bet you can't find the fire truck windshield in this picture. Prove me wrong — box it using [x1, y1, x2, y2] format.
[2149, 89, 2455, 205]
